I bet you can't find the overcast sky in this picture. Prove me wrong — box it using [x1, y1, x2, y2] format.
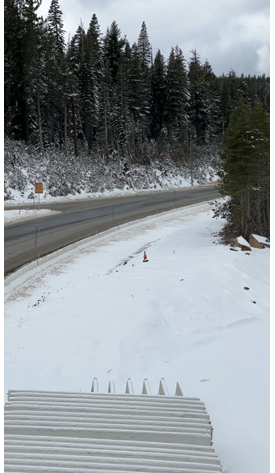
[38, 0, 270, 77]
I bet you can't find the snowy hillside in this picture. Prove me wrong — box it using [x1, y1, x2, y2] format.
[4, 138, 220, 204]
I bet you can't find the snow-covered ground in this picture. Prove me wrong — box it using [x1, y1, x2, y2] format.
[4, 201, 270, 472]
[4, 208, 61, 224]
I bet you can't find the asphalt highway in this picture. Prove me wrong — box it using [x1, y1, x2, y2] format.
[4, 185, 220, 275]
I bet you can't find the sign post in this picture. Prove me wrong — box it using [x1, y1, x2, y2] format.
[34, 182, 43, 209]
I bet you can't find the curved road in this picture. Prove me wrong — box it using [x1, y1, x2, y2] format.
[4, 185, 220, 275]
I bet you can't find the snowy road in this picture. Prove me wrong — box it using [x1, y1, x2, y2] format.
[4, 184, 220, 274]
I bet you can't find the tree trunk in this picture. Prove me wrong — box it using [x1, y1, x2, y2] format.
[64, 101, 67, 156]
[37, 92, 43, 152]
[21, 97, 29, 143]
[240, 192, 248, 239]
[87, 120, 93, 152]
[265, 192, 270, 238]
[71, 97, 78, 157]
[103, 85, 109, 161]
[245, 190, 251, 241]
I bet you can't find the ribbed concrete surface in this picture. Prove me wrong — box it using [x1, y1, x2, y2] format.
[4, 379, 222, 473]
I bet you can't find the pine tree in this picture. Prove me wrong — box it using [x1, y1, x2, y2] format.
[4, 0, 25, 139]
[219, 99, 253, 240]
[188, 50, 221, 144]
[114, 39, 133, 154]
[165, 46, 189, 147]
[249, 100, 270, 236]
[44, 0, 66, 149]
[96, 21, 126, 157]
[201, 59, 222, 142]
[23, 0, 45, 145]
[126, 42, 150, 162]
[218, 99, 270, 240]
[80, 13, 102, 151]
[127, 43, 142, 123]
[136, 21, 152, 142]
[150, 49, 167, 140]
[103, 21, 125, 83]
[219, 74, 233, 133]
[137, 21, 152, 71]
[66, 23, 87, 156]
[4, 0, 44, 143]
[47, 0, 65, 54]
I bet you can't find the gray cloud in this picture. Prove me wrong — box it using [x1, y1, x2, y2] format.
[38, 0, 270, 76]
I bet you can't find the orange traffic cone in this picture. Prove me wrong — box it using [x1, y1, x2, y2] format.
[143, 251, 148, 262]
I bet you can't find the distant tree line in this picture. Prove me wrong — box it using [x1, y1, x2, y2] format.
[4, 0, 270, 163]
